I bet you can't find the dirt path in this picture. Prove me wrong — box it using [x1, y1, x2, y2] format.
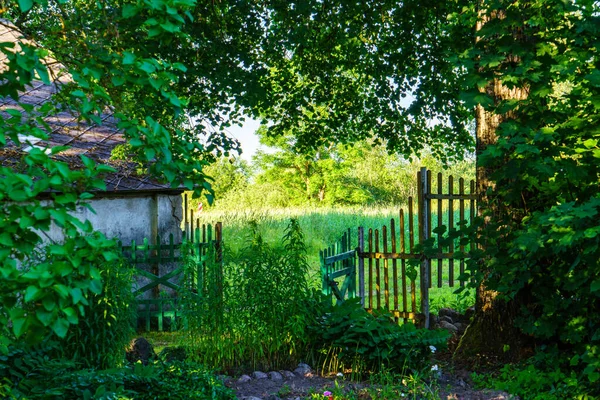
[225, 367, 517, 400]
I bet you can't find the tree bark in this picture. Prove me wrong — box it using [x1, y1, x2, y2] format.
[454, 7, 533, 365]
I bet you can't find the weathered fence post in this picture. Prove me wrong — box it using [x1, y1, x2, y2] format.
[418, 167, 431, 329]
[358, 227, 365, 307]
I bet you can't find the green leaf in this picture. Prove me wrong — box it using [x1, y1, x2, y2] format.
[9, 190, 28, 202]
[102, 251, 118, 262]
[51, 318, 69, 338]
[36, 308, 55, 327]
[9, 309, 27, 338]
[0, 233, 14, 246]
[591, 280, 600, 293]
[89, 279, 102, 295]
[71, 90, 86, 98]
[122, 4, 139, 18]
[122, 52, 136, 65]
[53, 284, 69, 298]
[112, 75, 126, 86]
[24, 286, 41, 302]
[18, 0, 34, 12]
[70, 288, 83, 304]
[62, 307, 78, 325]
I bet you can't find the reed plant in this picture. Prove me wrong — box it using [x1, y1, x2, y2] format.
[179, 218, 316, 373]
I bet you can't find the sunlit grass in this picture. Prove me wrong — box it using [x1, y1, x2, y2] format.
[194, 205, 475, 311]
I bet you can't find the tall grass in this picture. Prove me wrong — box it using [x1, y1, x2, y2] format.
[179, 219, 318, 373]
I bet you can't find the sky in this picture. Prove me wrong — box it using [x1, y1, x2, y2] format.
[226, 118, 264, 161]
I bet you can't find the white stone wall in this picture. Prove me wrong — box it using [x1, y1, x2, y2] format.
[45, 193, 183, 245]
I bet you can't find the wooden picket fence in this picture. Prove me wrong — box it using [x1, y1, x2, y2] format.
[121, 223, 223, 332]
[320, 168, 477, 328]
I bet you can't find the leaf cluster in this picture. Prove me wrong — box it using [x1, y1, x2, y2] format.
[309, 297, 449, 375]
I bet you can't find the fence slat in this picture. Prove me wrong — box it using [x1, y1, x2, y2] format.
[460, 177, 465, 286]
[437, 172, 443, 288]
[383, 225, 389, 310]
[449, 175, 455, 287]
[390, 218, 398, 315]
[358, 227, 365, 306]
[368, 228, 373, 310]
[375, 228, 380, 310]
[408, 197, 416, 315]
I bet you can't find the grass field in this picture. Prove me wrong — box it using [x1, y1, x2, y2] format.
[193, 206, 475, 315]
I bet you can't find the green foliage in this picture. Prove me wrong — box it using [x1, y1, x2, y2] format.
[258, 1, 474, 161]
[0, 232, 114, 347]
[472, 349, 595, 400]
[59, 256, 136, 369]
[310, 297, 449, 375]
[0, 343, 233, 400]
[244, 135, 474, 208]
[1, 0, 239, 352]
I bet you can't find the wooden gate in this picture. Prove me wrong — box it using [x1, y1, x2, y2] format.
[320, 168, 477, 328]
[122, 223, 223, 331]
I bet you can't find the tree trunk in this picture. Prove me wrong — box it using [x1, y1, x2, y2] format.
[454, 8, 533, 365]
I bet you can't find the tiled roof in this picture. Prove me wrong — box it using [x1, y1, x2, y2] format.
[0, 21, 178, 193]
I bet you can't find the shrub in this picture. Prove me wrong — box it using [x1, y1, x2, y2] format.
[473, 348, 595, 400]
[309, 297, 450, 376]
[1, 344, 233, 400]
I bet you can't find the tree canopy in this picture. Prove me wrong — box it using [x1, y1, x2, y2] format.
[2, 0, 600, 393]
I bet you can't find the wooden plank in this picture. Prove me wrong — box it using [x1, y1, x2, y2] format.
[347, 228, 356, 298]
[390, 218, 398, 315]
[425, 193, 478, 200]
[437, 172, 443, 288]
[460, 177, 465, 286]
[190, 209, 195, 243]
[368, 228, 373, 309]
[184, 193, 188, 240]
[449, 175, 455, 287]
[320, 249, 328, 295]
[323, 250, 356, 265]
[365, 309, 421, 321]
[418, 168, 430, 328]
[400, 209, 408, 317]
[427, 169, 432, 291]
[409, 197, 416, 315]
[358, 252, 421, 260]
[358, 227, 365, 306]
[383, 225, 389, 310]
[375, 228, 380, 309]
[339, 267, 355, 300]
[470, 179, 476, 286]
[328, 266, 354, 280]
[134, 267, 183, 295]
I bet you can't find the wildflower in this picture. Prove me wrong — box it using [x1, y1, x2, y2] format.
[431, 364, 439, 371]
[323, 391, 333, 400]
[429, 345, 436, 353]
[336, 372, 344, 378]
[401, 378, 407, 386]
